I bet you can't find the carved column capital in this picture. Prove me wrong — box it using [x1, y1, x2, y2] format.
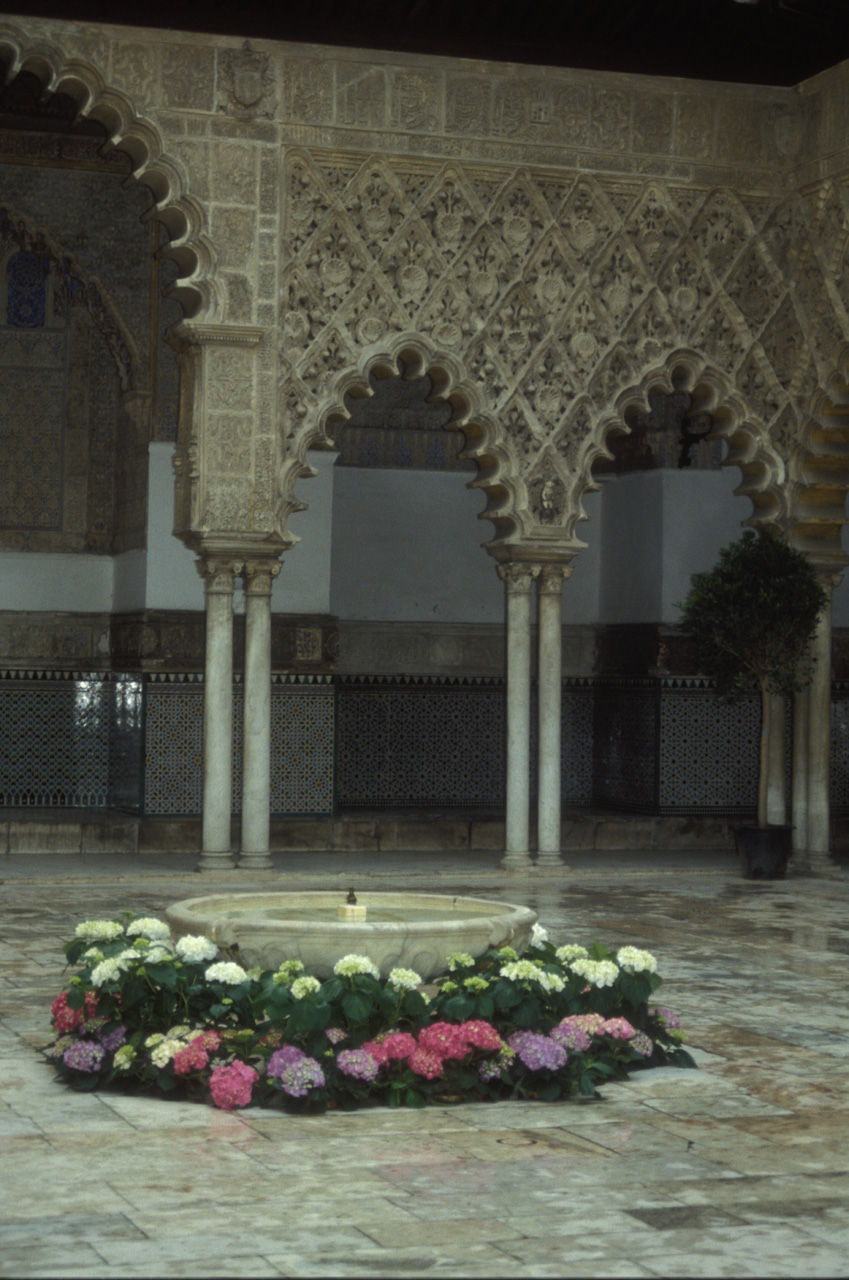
[195, 557, 244, 594]
[244, 559, 283, 597]
[497, 563, 540, 593]
[537, 563, 573, 595]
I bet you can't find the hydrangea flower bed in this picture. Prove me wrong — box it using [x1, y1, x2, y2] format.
[45, 916, 694, 1112]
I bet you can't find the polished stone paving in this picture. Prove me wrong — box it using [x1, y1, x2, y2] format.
[1, 849, 848, 1278]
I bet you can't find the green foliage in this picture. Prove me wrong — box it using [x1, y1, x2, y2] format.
[678, 529, 827, 698]
[46, 914, 695, 1113]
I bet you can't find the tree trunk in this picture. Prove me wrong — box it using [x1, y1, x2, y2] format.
[758, 685, 770, 828]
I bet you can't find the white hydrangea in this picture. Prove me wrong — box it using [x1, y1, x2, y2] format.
[530, 923, 549, 946]
[75, 920, 124, 943]
[333, 954, 380, 979]
[82, 947, 104, 963]
[446, 952, 475, 971]
[616, 946, 658, 974]
[175, 935, 219, 963]
[499, 959, 564, 993]
[150, 1038, 184, 1068]
[387, 967, 422, 992]
[273, 959, 305, 985]
[126, 917, 172, 941]
[143, 945, 173, 965]
[290, 975, 321, 1000]
[113, 1045, 137, 1071]
[89, 950, 141, 987]
[204, 961, 248, 985]
[570, 958, 620, 988]
[555, 944, 589, 963]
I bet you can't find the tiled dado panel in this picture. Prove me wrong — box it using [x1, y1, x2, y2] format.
[335, 677, 594, 809]
[593, 678, 761, 816]
[0, 672, 142, 807]
[0, 671, 842, 817]
[142, 675, 335, 817]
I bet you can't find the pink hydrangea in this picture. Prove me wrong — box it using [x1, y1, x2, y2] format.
[407, 1046, 443, 1080]
[51, 990, 98, 1035]
[209, 1061, 259, 1110]
[561, 1013, 605, 1036]
[361, 1032, 417, 1064]
[600, 1017, 637, 1040]
[173, 1038, 210, 1077]
[417, 1022, 470, 1061]
[458, 1020, 503, 1052]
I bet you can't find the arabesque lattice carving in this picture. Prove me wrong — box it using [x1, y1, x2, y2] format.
[278, 150, 849, 559]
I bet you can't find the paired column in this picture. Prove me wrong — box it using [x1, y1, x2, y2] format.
[793, 571, 841, 874]
[537, 565, 572, 868]
[196, 557, 242, 872]
[805, 576, 838, 873]
[240, 559, 282, 870]
[498, 564, 539, 870]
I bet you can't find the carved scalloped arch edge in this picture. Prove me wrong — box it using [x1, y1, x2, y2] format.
[566, 347, 791, 545]
[0, 25, 219, 320]
[276, 331, 527, 554]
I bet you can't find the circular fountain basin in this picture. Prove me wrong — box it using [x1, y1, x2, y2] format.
[165, 891, 538, 980]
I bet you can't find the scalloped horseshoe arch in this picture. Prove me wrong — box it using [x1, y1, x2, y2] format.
[0, 29, 219, 320]
[276, 333, 528, 551]
[567, 349, 791, 544]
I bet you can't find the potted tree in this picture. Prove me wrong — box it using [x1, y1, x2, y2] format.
[678, 529, 828, 879]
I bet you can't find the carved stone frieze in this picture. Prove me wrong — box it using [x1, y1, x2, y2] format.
[275, 146, 849, 557]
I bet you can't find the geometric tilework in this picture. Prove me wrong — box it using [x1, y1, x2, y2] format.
[0, 676, 110, 806]
[336, 677, 506, 808]
[658, 683, 760, 815]
[142, 676, 335, 817]
[0, 671, 840, 818]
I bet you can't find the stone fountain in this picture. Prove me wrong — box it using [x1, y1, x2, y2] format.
[165, 889, 537, 980]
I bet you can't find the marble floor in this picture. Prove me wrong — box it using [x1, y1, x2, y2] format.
[1, 848, 848, 1278]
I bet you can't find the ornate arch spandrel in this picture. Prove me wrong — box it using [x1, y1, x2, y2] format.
[275, 331, 531, 555]
[0, 26, 220, 322]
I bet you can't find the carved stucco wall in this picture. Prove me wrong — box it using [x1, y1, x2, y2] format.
[0, 129, 182, 554]
[2, 17, 849, 569]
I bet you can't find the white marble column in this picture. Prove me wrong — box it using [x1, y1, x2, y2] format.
[536, 564, 572, 868]
[792, 686, 810, 861]
[498, 563, 539, 871]
[196, 557, 242, 872]
[239, 559, 282, 870]
[806, 577, 839, 873]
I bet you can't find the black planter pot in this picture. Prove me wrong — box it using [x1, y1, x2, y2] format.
[734, 825, 793, 880]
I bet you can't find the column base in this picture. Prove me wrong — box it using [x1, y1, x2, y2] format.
[535, 852, 566, 871]
[500, 850, 534, 871]
[196, 851, 237, 873]
[238, 852, 275, 871]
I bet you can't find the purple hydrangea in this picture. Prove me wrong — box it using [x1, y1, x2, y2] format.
[478, 1060, 504, 1082]
[335, 1048, 380, 1082]
[506, 1031, 567, 1072]
[274, 1056, 326, 1098]
[62, 1039, 105, 1073]
[629, 1032, 654, 1058]
[652, 1007, 682, 1031]
[550, 1021, 592, 1053]
[99, 1024, 127, 1053]
[267, 1045, 306, 1076]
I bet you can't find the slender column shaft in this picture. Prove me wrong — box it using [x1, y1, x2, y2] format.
[792, 687, 810, 860]
[765, 691, 786, 825]
[498, 563, 539, 871]
[240, 559, 281, 870]
[197, 557, 242, 871]
[537, 564, 572, 867]
[807, 583, 836, 871]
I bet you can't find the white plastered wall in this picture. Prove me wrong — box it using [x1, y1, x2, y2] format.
[598, 468, 744, 625]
